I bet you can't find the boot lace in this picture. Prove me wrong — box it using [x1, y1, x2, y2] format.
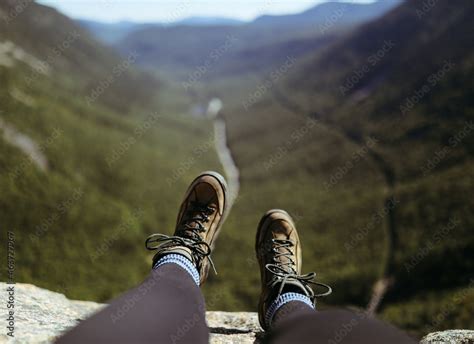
[145, 202, 217, 274]
[265, 239, 332, 303]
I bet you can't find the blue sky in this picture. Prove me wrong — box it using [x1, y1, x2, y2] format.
[37, 0, 376, 23]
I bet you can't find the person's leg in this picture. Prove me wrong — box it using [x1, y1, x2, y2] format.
[255, 209, 332, 331]
[255, 209, 416, 344]
[56, 263, 208, 344]
[267, 308, 417, 344]
[57, 171, 229, 344]
[271, 299, 315, 328]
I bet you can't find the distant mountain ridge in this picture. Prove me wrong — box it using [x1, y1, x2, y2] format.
[77, 16, 245, 44]
[76, 20, 153, 45]
[105, 0, 402, 75]
[253, 0, 402, 26]
[175, 16, 245, 26]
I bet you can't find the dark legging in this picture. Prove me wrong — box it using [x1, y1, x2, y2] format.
[57, 264, 416, 344]
[56, 264, 208, 344]
[268, 301, 417, 344]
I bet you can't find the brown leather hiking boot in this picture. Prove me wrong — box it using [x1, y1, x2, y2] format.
[145, 171, 228, 285]
[256, 209, 332, 330]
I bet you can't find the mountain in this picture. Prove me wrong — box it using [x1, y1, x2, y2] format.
[0, 0, 220, 304]
[115, 0, 401, 76]
[175, 16, 245, 26]
[0, 2, 159, 113]
[284, 0, 474, 179]
[76, 3, 473, 336]
[208, 0, 473, 336]
[2, 0, 473, 337]
[77, 17, 244, 45]
[76, 20, 155, 45]
[253, 0, 402, 30]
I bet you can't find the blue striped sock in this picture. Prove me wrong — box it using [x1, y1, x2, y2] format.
[265, 292, 314, 328]
[153, 253, 200, 286]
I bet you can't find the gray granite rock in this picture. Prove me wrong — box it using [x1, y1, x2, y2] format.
[421, 330, 474, 344]
[2, 283, 472, 343]
[207, 312, 263, 344]
[0, 282, 105, 343]
[0, 282, 262, 343]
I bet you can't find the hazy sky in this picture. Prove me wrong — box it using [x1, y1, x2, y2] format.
[37, 0, 376, 23]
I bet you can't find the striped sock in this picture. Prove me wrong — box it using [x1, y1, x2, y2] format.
[265, 292, 314, 328]
[153, 253, 200, 286]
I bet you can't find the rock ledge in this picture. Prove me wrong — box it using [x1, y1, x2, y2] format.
[1, 283, 472, 343]
[420, 330, 474, 344]
[0, 282, 261, 343]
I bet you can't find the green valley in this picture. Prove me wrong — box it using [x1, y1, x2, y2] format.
[1, 0, 472, 339]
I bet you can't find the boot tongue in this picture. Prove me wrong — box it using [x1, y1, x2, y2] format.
[179, 207, 205, 238]
[179, 200, 216, 238]
[158, 246, 194, 264]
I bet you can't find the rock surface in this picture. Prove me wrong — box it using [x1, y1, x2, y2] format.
[1, 282, 472, 343]
[0, 282, 105, 344]
[421, 330, 474, 344]
[0, 282, 262, 343]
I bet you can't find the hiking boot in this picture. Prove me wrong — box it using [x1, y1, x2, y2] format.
[145, 171, 228, 285]
[256, 209, 332, 330]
